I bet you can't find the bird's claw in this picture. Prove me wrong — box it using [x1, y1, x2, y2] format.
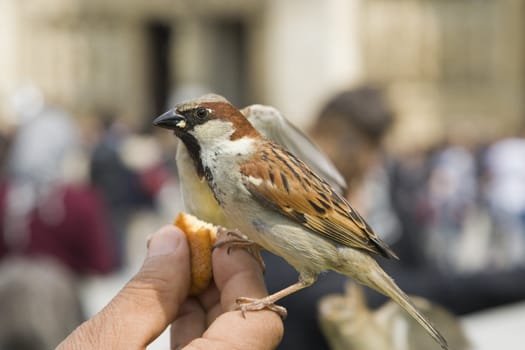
[236, 296, 288, 319]
[212, 229, 266, 272]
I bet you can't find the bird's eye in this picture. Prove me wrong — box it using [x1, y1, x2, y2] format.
[195, 107, 209, 119]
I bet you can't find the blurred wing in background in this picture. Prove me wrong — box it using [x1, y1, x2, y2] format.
[242, 104, 347, 195]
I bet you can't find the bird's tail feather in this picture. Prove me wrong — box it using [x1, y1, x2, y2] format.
[364, 268, 448, 349]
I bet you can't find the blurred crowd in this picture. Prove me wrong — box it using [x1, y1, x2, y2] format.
[265, 87, 525, 349]
[393, 132, 525, 274]
[0, 89, 180, 349]
[0, 86, 525, 349]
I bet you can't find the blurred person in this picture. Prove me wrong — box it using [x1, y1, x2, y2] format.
[482, 135, 525, 269]
[311, 87, 401, 245]
[389, 148, 430, 266]
[0, 256, 82, 350]
[143, 130, 185, 223]
[0, 106, 116, 274]
[116, 129, 182, 268]
[0, 129, 12, 178]
[89, 112, 153, 267]
[420, 143, 479, 273]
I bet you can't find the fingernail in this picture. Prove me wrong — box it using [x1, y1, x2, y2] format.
[147, 229, 181, 257]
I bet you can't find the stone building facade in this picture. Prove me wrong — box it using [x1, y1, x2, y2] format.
[1, 0, 523, 145]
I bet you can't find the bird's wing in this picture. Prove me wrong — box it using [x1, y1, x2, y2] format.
[240, 142, 398, 259]
[242, 104, 347, 195]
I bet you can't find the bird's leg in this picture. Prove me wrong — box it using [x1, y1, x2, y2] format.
[213, 228, 266, 272]
[236, 275, 316, 319]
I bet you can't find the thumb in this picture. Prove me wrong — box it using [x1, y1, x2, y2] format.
[59, 226, 191, 349]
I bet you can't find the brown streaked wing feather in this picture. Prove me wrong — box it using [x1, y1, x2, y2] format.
[240, 143, 398, 259]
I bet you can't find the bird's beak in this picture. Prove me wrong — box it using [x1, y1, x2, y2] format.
[153, 110, 187, 130]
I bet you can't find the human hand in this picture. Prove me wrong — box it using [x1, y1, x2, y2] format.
[57, 225, 283, 349]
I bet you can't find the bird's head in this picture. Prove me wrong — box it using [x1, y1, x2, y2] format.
[153, 94, 260, 147]
[154, 94, 261, 178]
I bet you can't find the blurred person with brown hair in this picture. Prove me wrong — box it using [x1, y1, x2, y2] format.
[312, 87, 393, 190]
[311, 86, 401, 248]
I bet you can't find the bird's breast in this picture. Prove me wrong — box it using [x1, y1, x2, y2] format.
[198, 138, 255, 203]
[176, 142, 229, 226]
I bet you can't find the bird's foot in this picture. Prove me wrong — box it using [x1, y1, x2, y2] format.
[213, 228, 266, 272]
[235, 296, 288, 319]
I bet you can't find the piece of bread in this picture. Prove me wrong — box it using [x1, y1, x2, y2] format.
[174, 212, 218, 295]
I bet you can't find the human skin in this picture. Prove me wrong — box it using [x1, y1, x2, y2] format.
[57, 225, 283, 350]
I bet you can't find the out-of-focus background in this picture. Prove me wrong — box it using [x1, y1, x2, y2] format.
[0, 0, 524, 349]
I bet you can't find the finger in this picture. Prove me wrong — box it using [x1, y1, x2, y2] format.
[58, 226, 191, 349]
[202, 310, 284, 350]
[182, 245, 283, 349]
[170, 298, 206, 349]
[183, 311, 283, 350]
[212, 244, 269, 311]
[195, 282, 222, 325]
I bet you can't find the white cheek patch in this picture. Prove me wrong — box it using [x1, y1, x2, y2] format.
[191, 119, 234, 148]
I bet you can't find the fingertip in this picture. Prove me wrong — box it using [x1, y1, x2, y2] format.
[146, 225, 188, 258]
[141, 225, 191, 296]
[133, 225, 192, 307]
[157, 224, 187, 238]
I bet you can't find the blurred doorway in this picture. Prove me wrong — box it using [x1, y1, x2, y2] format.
[208, 19, 249, 107]
[146, 22, 172, 124]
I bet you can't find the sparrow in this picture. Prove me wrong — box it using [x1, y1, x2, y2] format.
[153, 94, 448, 350]
[175, 103, 347, 229]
